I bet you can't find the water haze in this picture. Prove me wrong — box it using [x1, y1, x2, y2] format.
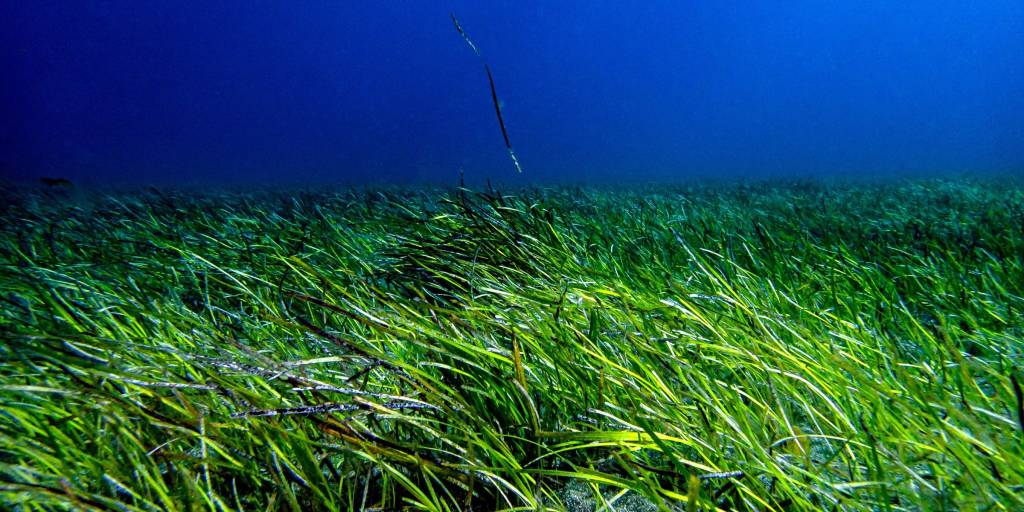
[3, 1, 1022, 187]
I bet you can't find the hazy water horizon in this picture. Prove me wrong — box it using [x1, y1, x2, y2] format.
[4, 1, 1022, 186]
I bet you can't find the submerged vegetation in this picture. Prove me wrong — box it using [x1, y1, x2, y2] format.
[1, 178, 1023, 511]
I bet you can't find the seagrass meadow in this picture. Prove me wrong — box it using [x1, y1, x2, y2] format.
[1, 178, 1023, 511]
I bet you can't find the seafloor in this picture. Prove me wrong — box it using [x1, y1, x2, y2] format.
[1, 178, 1022, 511]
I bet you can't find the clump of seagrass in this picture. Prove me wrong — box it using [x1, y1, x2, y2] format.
[1, 178, 1023, 510]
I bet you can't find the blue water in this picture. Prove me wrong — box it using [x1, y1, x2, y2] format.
[3, 1, 1022, 185]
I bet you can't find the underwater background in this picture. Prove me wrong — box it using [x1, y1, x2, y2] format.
[4, 2, 1024, 511]
[3, 0, 1022, 185]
